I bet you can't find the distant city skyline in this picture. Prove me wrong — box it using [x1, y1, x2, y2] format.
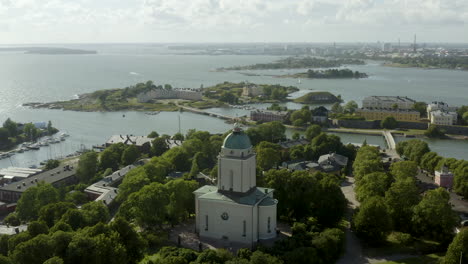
[0, 0, 467, 44]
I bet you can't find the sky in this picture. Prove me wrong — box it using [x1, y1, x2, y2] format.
[0, 0, 468, 44]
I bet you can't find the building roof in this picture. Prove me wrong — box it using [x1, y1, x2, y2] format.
[318, 153, 349, 167]
[364, 96, 416, 103]
[196, 186, 276, 206]
[106, 135, 152, 146]
[0, 165, 76, 193]
[223, 126, 252, 150]
[278, 139, 309, 149]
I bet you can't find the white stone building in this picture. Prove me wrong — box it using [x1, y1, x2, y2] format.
[362, 96, 416, 110]
[427, 101, 458, 125]
[194, 125, 277, 246]
[137, 88, 202, 103]
[429, 110, 458, 125]
[241, 85, 264, 97]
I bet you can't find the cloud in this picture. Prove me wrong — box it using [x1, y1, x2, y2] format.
[0, 0, 467, 43]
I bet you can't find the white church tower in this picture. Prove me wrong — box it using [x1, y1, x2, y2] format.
[194, 124, 278, 246]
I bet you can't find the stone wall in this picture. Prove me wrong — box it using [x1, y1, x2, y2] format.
[332, 119, 380, 129]
[397, 121, 429, 130]
[436, 124, 468, 136]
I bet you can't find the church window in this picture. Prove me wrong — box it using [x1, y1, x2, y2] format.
[242, 220, 246, 237]
[267, 217, 271, 233]
[205, 215, 209, 231]
[229, 170, 233, 191]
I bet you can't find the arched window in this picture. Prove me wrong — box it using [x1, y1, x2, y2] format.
[242, 220, 246, 237]
[267, 217, 271, 233]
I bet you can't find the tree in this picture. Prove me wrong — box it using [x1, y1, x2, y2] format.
[151, 137, 169, 157]
[165, 179, 199, 225]
[444, 228, 468, 264]
[412, 188, 459, 243]
[81, 202, 110, 226]
[344, 100, 358, 114]
[162, 147, 190, 171]
[23, 123, 38, 141]
[424, 124, 446, 138]
[76, 151, 98, 183]
[331, 102, 343, 113]
[110, 217, 147, 264]
[305, 124, 321, 141]
[390, 161, 418, 180]
[249, 251, 283, 264]
[420, 152, 442, 172]
[44, 159, 60, 170]
[38, 202, 75, 227]
[4, 212, 20, 226]
[116, 168, 151, 203]
[16, 183, 60, 221]
[147, 131, 159, 138]
[256, 147, 280, 171]
[11, 234, 54, 264]
[384, 178, 420, 232]
[355, 172, 392, 202]
[396, 139, 430, 164]
[311, 133, 344, 159]
[381, 116, 398, 129]
[100, 147, 121, 171]
[122, 145, 140, 166]
[172, 132, 185, 141]
[119, 182, 169, 228]
[0, 128, 10, 147]
[292, 132, 300, 140]
[43, 257, 64, 264]
[412, 102, 427, 117]
[353, 196, 392, 243]
[47, 121, 54, 135]
[2, 118, 17, 137]
[27, 221, 49, 237]
[463, 112, 468, 125]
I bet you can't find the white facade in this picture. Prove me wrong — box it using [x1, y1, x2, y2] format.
[430, 110, 458, 125]
[362, 96, 416, 110]
[194, 126, 277, 246]
[242, 85, 264, 97]
[137, 88, 202, 103]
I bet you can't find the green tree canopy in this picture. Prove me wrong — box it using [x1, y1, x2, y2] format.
[353, 196, 392, 243]
[412, 188, 459, 243]
[381, 116, 398, 129]
[16, 183, 60, 221]
[76, 151, 98, 183]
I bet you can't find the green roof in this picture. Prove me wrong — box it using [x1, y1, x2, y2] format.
[223, 131, 252, 149]
[198, 187, 276, 206]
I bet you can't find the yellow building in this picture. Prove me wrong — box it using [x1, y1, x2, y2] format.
[356, 108, 420, 122]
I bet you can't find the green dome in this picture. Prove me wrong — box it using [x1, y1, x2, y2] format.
[223, 130, 252, 149]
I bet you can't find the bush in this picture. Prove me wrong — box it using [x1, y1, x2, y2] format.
[4, 213, 20, 227]
[381, 116, 398, 129]
[389, 232, 413, 246]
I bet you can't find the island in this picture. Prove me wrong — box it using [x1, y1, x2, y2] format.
[277, 68, 368, 79]
[384, 56, 468, 70]
[293, 91, 342, 104]
[217, 56, 365, 71]
[0, 47, 97, 55]
[24, 81, 300, 112]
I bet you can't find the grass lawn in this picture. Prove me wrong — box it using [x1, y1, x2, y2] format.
[379, 253, 443, 264]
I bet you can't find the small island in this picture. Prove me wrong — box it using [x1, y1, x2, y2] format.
[24, 81, 300, 112]
[218, 56, 365, 71]
[278, 68, 368, 79]
[0, 47, 97, 55]
[294, 91, 342, 104]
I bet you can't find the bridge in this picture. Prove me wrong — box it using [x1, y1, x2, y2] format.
[178, 105, 238, 121]
[382, 130, 396, 150]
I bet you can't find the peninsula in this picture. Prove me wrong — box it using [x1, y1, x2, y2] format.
[217, 56, 365, 71]
[277, 68, 368, 79]
[384, 56, 468, 70]
[23, 81, 300, 112]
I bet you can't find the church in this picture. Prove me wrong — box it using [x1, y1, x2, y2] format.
[194, 125, 278, 246]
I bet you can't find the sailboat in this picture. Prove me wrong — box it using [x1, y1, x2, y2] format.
[297, 78, 301, 84]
